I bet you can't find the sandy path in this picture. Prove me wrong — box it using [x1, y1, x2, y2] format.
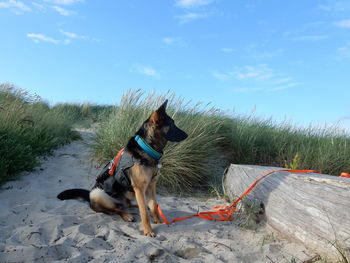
[0, 129, 318, 263]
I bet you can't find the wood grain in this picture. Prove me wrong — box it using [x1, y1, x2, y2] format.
[223, 164, 350, 260]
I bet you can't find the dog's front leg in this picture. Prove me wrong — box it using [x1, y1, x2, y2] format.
[134, 187, 155, 237]
[146, 181, 162, 224]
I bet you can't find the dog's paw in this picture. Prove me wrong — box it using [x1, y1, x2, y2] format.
[121, 213, 135, 222]
[144, 231, 156, 237]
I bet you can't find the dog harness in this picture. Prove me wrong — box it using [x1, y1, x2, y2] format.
[95, 149, 134, 198]
[94, 136, 163, 198]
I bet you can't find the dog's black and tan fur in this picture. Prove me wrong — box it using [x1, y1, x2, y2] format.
[57, 100, 187, 237]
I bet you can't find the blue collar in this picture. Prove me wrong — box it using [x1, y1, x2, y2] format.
[135, 135, 163, 160]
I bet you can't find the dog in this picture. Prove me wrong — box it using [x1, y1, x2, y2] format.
[57, 100, 188, 237]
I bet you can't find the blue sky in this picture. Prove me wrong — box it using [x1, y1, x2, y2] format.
[1, 0, 350, 131]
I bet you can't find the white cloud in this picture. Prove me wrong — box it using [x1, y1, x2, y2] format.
[161, 37, 185, 47]
[52, 5, 74, 15]
[59, 29, 77, 38]
[220, 48, 234, 53]
[31, 2, 46, 11]
[27, 29, 94, 45]
[59, 29, 99, 43]
[214, 64, 298, 93]
[59, 29, 86, 39]
[335, 19, 350, 28]
[233, 83, 300, 93]
[236, 71, 260, 79]
[284, 21, 329, 43]
[175, 12, 207, 24]
[334, 45, 350, 60]
[132, 64, 160, 78]
[267, 82, 300, 92]
[162, 37, 176, 45]
[235, 65, 274, 81]
[212, 72, 231, 80]
[253, 49, 285, 59]
[0, 0, 31, 14]
[213, 65, 274, 81]
[44, 0, 83, 5]
[175, 0, 213, 9]
[27, 33, 59, 44]
[338, 46, 350, 52]
[274, 78, 292, 84]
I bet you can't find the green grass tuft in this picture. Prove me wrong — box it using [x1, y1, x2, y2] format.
[0, 83, 79, 185]
[52, 102, 114, 127]
[221, 115, 350, 175]
[91, 89, 225, 192]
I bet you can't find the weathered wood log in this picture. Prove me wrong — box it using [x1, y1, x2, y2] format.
[223, 164, 350, 260]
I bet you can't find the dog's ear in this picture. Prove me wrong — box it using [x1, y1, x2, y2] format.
[149, 100, 168, 126]
[149, 111, 163, 126]
[156, 100, 168, 113]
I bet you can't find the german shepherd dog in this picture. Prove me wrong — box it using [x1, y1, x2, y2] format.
[57, 100, 187, 237]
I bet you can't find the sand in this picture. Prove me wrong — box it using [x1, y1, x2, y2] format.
[0, 129, 320, 263]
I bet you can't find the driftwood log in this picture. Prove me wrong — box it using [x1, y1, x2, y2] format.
[223, 164, 350, 260]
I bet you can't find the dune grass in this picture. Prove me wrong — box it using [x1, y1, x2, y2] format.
[91, 89, 350, 192]
[52, 103, 114, 127]
[222, 115, 350, 175]
[2, 85, 349, 191]
[91, 90, 224, 192]
[0, 84, 81, 185]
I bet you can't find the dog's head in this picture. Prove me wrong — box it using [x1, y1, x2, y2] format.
[147, 100, 188, 142]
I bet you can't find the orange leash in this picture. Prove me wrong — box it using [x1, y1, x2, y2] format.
[340, 172, 350, 178]
[109, 148, 125, 176]
[158, 169, 317, 225]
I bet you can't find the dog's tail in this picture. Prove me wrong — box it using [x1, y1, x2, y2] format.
[57, 189, 90, 202]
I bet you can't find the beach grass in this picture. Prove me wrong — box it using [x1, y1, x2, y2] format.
[222, 115, 350, 175]
[2, 85, 349, 190]
[52, 103, 114, 127]
[0, 84, 81, 185]
[91, 89, 350, 192]
[91, 89, 225, 192]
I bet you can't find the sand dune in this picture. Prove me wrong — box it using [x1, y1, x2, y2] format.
[0, 129, 319, 263]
